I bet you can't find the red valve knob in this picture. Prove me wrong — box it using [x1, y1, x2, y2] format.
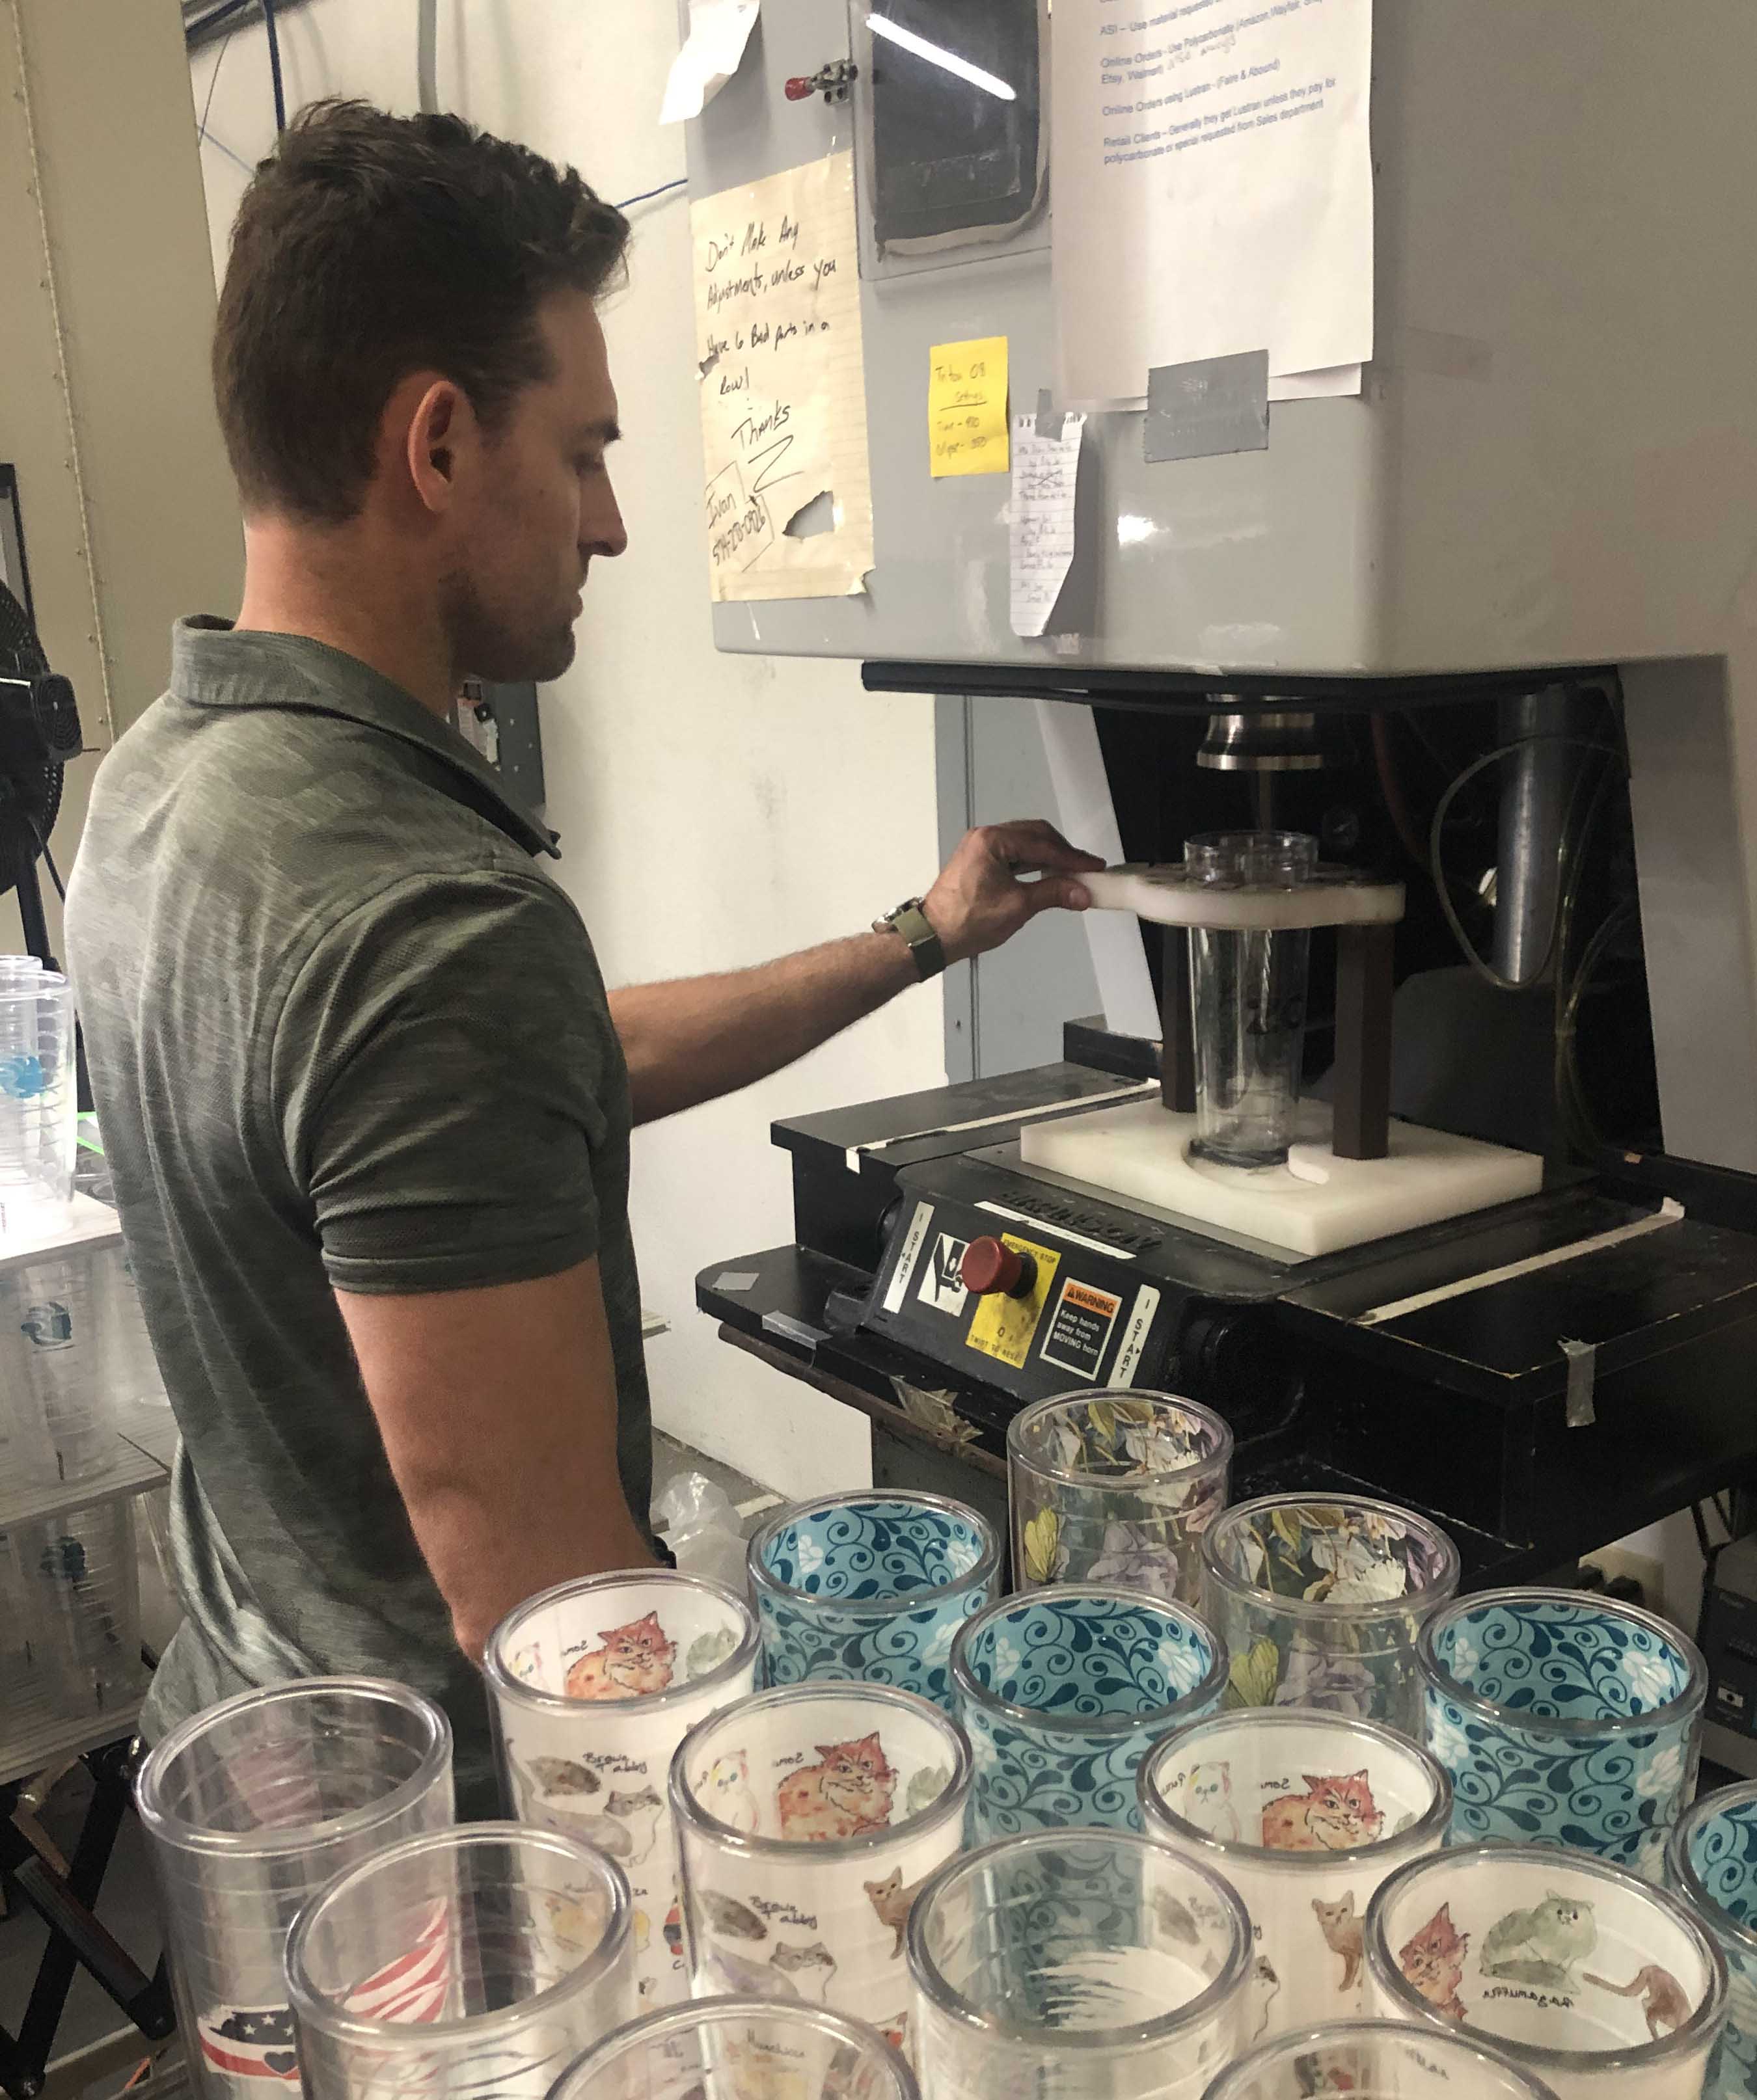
[784, 75, 814, 100]
[960, 1237, 1037, 1299]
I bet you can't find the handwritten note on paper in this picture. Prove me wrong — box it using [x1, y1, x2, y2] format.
[690, 152, 874, 600]
[929, 336, 1010, 478]
[1009, 412, 1085, 637]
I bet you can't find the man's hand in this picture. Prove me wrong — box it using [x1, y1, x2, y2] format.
[923, 820, 1106, 967]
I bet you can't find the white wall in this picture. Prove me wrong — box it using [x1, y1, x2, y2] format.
[191, 0, 946, 1497]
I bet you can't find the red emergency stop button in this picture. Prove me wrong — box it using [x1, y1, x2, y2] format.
[961, 1237, 1037, 1299]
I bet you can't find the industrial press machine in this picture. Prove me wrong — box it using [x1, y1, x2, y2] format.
[688, 1, 1757, 1761]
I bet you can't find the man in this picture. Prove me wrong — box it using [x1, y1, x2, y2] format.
[64, 102, 1098, 1809]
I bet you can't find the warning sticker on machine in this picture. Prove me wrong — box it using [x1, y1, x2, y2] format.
[966, 1235, 1061, 1369]
[918, 1233, 970, 1316]
[1039, 1277, 1123, 1380]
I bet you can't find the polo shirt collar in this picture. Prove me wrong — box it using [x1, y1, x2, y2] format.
[169, 615, 558, 859]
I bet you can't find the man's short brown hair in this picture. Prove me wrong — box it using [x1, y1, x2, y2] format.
[213, 100, 629, 524]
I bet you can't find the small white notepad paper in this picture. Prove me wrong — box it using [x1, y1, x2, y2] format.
[1009, 412, 1086, 637]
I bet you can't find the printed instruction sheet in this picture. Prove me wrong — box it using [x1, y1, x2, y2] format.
[1052, 0, 1374, 405]
[690, 152, 875, 600]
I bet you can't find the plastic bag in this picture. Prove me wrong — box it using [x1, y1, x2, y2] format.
[653, 1470, 750, 1598]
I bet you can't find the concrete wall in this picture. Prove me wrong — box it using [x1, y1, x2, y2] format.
[191, 0, 947, 1497]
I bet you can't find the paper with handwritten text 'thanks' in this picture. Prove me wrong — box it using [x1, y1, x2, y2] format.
[690, 152, 874, 600]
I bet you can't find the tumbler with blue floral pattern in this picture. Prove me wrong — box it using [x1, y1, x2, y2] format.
[951, 1584, 1227, 1840]
[748, 1492, 1000, 1709]
[1419, 1587, 1705, 1877]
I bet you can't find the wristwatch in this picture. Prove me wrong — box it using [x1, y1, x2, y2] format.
[874, 896, 946, 980]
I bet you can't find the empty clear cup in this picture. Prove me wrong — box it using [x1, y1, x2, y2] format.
[286, 1823, 636, 2100]
[10, 1250, 113, 1482]
[100, 1244, 169, 1414]
[136, 1676, 455, 2100]
[908, 1829, 1252, 2100]
[1202, 2020, 1562, 2100]
[549, 1999, 919, 2100]
[0, 1519, 64, 1743]
[21, 1494, 144, 1713]
[1185, 832, 1318, 1168]
[0, 971, 76, 1215]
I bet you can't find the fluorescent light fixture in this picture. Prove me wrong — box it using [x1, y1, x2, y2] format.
[866, 14, 1016, 100]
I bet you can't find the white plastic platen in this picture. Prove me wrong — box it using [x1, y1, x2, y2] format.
[1083, 864, 1406, 930]
[1020, 1097, 1543, 1257]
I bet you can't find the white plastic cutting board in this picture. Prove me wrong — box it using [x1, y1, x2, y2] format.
[1020, 1098, 1544, 1257]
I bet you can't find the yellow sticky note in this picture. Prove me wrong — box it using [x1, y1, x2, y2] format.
[928, 336, 1009, 478]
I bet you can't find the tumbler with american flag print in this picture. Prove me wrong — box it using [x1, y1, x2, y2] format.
[136, 1677, 455, 2100]
[286, 1822, 636, 2100]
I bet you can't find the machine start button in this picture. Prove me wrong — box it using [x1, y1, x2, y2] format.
[961, 1235, 1037, 1299]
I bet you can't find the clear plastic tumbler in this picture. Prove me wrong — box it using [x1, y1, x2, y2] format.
[0, 969, 76, 1216]
[1185, 832, 1318, 1168]
[10, 1250, 113, 1481]
[548, 1999, 919, 2100]
[908, 1829, 1252, 2100]
[136, 1677, 455, 2100]
[286, 1823, 636, 2100]
[21, 1494, 146, 1713]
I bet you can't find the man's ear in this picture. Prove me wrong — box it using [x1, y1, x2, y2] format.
[405, 378, 470, 515]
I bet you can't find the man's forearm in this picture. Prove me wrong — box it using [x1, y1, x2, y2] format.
[611, 930, 918, 1124]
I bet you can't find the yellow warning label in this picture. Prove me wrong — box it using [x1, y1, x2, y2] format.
[965, 1234, 1062, 1369]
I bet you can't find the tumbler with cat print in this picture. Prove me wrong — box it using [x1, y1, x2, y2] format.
[1667, 1781, 1757, 2100]
[1419, 1587, 1706, 1877]
[485, 1569, 759, 2010]
[908, 1828, 1252, 2100]
[286, 1822, 635, 2100]
[1009, 1389, 1233, 1608]
[1201, 2019, 1562, 2100]
[749, 1492, 1000, 1709]
[1363, 1842, 1727, 2100]
[671, 1681, 970, 2058]
[549, 1997, 920, 2100]
[1201, 1494, 1460, 1734]
[1139, 1708, 1451, 2041]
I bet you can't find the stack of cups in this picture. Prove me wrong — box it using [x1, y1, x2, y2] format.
[0, 1518, 62, 1740]
[9, 1250, 115, 1483]
[136, 1678, 455, 2100]
[101, 1245, 169, 1415]
[21, 1495, 144, 1713]
[0, 962, 75, 1221]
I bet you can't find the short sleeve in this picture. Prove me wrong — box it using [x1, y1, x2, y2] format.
[268, 868, 618, 1295]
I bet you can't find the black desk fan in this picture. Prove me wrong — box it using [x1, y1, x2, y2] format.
[0, 576, 81, 966]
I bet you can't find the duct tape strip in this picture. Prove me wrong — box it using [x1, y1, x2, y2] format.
[844, 1077, 1160, 1174]
[1560, 1338, 1598, 1427]
[1035, 387, 1066, 442]
[1356, 1198, 1685, 1328]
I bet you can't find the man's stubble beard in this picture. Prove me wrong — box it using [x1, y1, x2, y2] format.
[439, 565, 577, 686]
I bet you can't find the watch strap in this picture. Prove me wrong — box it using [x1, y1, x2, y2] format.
[875, 896, 946, 981]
